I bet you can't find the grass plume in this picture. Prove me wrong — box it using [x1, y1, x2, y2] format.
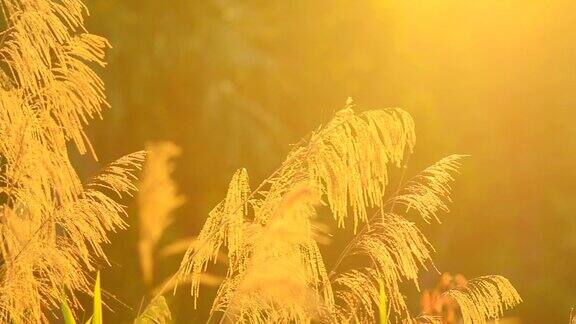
[0, 0, 145, 321]
[173, 100, 521, 323]
[138, 141, 184, 286]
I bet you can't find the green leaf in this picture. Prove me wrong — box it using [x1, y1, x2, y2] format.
[61, 296, 77, 324]
[378, 279, 388, 324]
[134, 296, 172, 324]
[92, 271, 102, 324]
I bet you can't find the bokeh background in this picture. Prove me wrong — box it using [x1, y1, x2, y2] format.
[79, 0, 576, 322]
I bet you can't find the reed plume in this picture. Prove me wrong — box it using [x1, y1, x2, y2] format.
[0, 0, 144, 321]
[445, 275, 522, 324]
[174, 100, 521, 323]
[138, 141, 184, 286]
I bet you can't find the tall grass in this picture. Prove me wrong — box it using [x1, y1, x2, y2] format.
[173, 101, 521, 323]
[0, 0, 144, 321]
